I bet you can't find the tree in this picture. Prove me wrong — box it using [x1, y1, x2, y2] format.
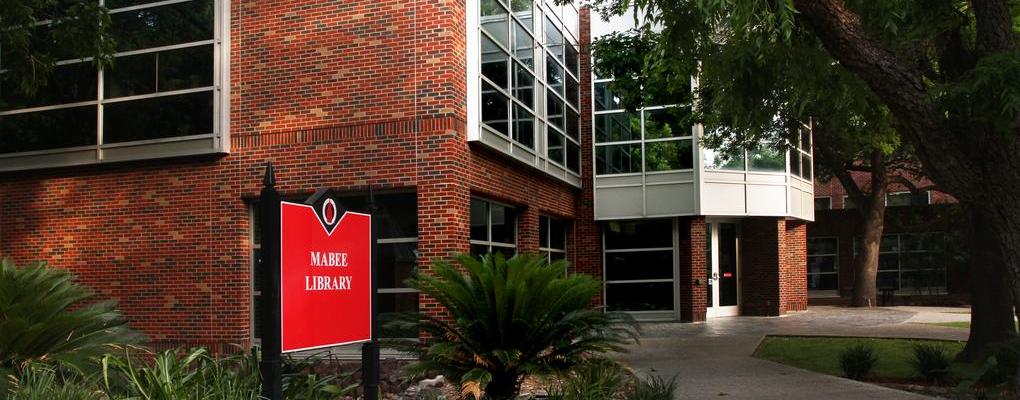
[391, 254, 638, 400]
[586, 0, 1019, 358]
[0, 0, 114, 98]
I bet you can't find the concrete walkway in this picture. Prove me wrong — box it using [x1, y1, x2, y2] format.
[614, 306, 970, 400]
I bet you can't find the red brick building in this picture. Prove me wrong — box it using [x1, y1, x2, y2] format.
[0, 1, 811, 349]
[808, 172, 968, 304]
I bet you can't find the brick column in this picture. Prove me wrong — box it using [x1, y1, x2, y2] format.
[573, 7, 603, 307]
[678, 217, 707, 322]
[517, 206, 541, 255]
[740, 217, 808, 316]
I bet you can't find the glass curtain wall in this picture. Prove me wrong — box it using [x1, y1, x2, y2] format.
[1, 0, 220, 154]
[479, 0, 581, 173]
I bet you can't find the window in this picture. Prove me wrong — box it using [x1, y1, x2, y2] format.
[476, 0, 581, 175]
[250, 192, 420, 339]
[807, 237, 838, 292]
[0, 0, 224, 165]
[702, 139, 790, 173]
[594, 82, 694, 176]
[886, 191, 931, 207]
[603, 220, 675, 312]
[814, 197, 832, 210]
[791, 128, 813, 180]
[539, 216, 567, 263]
[854, 233, 946, 292]
[470, 198, 517, 258]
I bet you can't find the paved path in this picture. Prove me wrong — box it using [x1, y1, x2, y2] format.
[613, 306, 970, 400]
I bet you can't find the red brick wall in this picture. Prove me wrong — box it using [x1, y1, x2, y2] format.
[739, 217, 806, 316]
[0, 0, 587, 347]
[678, 217, 707, 322]
[814, 171, 956, 210]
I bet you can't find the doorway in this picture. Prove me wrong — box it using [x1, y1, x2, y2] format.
[707, 221, 740, 318]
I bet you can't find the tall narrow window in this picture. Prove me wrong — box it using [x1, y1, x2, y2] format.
[807, 237, 838, 293]
[470, 198, 517, 258]
[539, 216, 568, 263]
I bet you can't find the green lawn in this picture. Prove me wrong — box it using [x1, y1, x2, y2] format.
[753, 336, 967, 380]
[925, 321, 971, 329]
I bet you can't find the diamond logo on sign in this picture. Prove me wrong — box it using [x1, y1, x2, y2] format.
[279, 193, 372, 353]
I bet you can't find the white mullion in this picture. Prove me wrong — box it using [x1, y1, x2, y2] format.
[102, 86, 215, 104]
[109, 0, 197, 14]
[604, 247, 674, 253]
[0, 100, 100, 116]
[605, 279, 674, 284]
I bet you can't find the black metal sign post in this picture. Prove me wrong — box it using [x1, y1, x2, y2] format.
[362, 188, 380, 400]
[257, 162, 380, 400]
[259, 163, 283, 400]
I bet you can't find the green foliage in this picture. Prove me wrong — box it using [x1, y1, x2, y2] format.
[630, 374, 678, 400]
[0, 0, 116, 99]
[281, 352, 360, 399]
[100, 347, 261, 400]
[392, 254, 639, 400]
[6, 362, 106, 400]
[0, 259, 142, 373]
[839, 343, 878, 380]
[546, 358, 631, 400]
[911, 343, 951, 383]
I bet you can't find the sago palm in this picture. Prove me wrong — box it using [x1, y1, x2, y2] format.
[0, 259, 141, 372]
[395, 253, 639, 400]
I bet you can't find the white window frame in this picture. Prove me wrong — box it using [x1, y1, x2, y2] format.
[538, 215, 568, 263]
[807, 236, 839, 297]
[470, 197, 518, 255]
[854, 233, 947, 293]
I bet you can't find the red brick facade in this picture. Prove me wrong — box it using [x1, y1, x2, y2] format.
[0, 2, 812, 348]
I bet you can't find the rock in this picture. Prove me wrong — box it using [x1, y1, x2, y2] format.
[417, 375, 447, 390]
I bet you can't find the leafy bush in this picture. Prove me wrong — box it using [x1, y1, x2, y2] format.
[839, 343, 877, 380]
[631, 374, 678, 400]
[394, 254, 639, 400]
[6, 362, 105, 400]
[101, 347, 261, 400]
[0, 259, 142, 372]
[911, 343, 951, 384]
[546, 358, 631, 400]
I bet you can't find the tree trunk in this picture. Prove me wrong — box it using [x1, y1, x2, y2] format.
[957, 205, 1016, 361]
[851, 192, 886, 307]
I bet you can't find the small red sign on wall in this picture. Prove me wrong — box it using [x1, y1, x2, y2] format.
[280, 201, 372, 353]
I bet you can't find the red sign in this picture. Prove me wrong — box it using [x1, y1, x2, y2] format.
[280, 200, 372, 353]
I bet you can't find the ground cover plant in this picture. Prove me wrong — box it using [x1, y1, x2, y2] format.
[754, 336, 966, 382]
[391, 254, 639, 400]
[839, 343, 878, 380]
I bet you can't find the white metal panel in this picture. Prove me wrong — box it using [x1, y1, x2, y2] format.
[646, 183, 696, 216]
[746, 184, 787, 215]
[700, 182, 746, 214]
[595, 187, 644, 219]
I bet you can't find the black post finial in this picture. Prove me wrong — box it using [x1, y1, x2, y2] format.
[263, 162, 276, 187]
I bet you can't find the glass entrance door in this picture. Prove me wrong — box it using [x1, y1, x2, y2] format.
[707, 221, 740, 317]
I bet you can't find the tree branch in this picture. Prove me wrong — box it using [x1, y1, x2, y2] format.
[971, 0, 1017, 54]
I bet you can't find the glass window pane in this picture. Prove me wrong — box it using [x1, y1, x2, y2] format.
[606, 251, 673, 281]
[0, 106, 98, 153]
[703, 148, 745, 170]
[594, 82, 622, 111]
[539, 216, 550, 247]
[800, 129, 811, 151]
[480, 0, 509, 47]
[566, 140, 580, 173]
[375, 192, 418, 239]
[606, 282, 673, 311]
[808, 255, 837, 274]
[490, 203, 516, 245]
[595, 112, 639, 143]
[878, 253, 899, 271]
[814, 197, 832, 210]
[645, 139, 693, 172]
[546, 54, 564, 95]
[544, 17, 564, 60]
[1, 62, 97, 110]
[105, 52, 157, 98]
[511, 0, 533, 26]
[604, 220, 672, 249]
[471, 244, 490, 257]
[379, 242, 418, 289]
[565, 107, 579, 140]
[512, 21, 533, 68]
[512, 63, 534, 108]
[481, 36, 510, 90]
[470, 199, 488, 241]
[481, 81, 510, 136]
[808, 238, 838, 255]
[547, 129, 564, 164]
[550, 219, 566, 250]
[492, 245, 516, 259]
[886, 193, 912, 207]
[546, 90, 564, 130]
[378, 292, 419, 338]
[103, 90, 214, 143]
[748, 146, 787, 172]
[789, 150, 801, 175]
[881, 235, 900, 252]
[800, 154, 812, 180]
[595, 143, 641, 175]
[565, 43, 579, 77]
[111, 0, 215, 52]
[878, 271, 899, 289]
[808, 274, 837, 290]
[106, 44, 214, 98]
[644, 108, 689, 139]
[512, 105, 534, 149]
[565, 77, 579, 108]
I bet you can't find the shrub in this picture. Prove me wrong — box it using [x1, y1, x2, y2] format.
[839, 343, 877, 380]
[912, 343, 951, 384]
[394, 254, 639, 400]
[546, 358, 631, 400]
[631, 374, 678, 400]
[7, 362, 105, 400]
[0, 259, 142, 373]
[101, 347, 261, 400]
